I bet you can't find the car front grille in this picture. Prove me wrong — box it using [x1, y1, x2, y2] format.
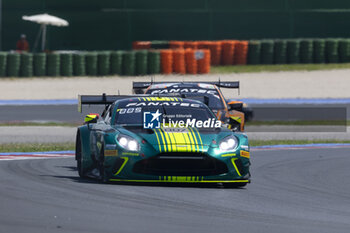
[133, 152, 228, 176]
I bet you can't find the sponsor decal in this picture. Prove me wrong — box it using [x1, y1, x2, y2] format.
[105, 144, 117, 150]
[150, 88, 216, 95]
[240, 150, 250, 159]
[126, 101, 201, 108]
[162, 118, 221, 128]
[105, 150, 118, 157]
[143, 110, 221, 129]
[122, 152, 139, 156]
[241, 145, 249, 151]
[143, 109, 162, 129]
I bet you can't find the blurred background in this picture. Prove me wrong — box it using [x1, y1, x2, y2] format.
[2, 0, 350, 51]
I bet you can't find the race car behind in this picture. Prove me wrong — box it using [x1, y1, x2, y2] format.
[133, 81, 253, 131]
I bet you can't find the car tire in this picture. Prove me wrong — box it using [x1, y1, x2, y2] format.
[99, 145, 107, 183]
[76, 131, 85, 178]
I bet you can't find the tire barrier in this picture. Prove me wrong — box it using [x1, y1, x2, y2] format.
[172, 49, 186, 74]
[135, 50, 148, 75]
[61, 53, 73, 77]
[184, 41, 198, 49]
[197, 49, 211, 74]
[339, 39, 350, 63]
[169, 41, 184, 49]
[313, 39, 326, 63]
[73, 53, 86, 76]
[185, 49, 197, 74]
[222, 40, 236, 65]
[325, 39, 339, 63]
[287, 39, 300, 64]
[247, 40, 261, 65]
[123, 51, 136, 76]
[160, 50, 173, 74]
[110, 51, 123, 75]
[234, 41, 249, 65]
[274, 40, 287, 64]
[7, 53, 21, 77]
[85, 52, 98, 76]
[148, 50, 161, 74]
[300, 39, 314, 64]
[20, 53, 33, 77]
[97, 51, 111, 76]
[2, 37, 350, 78]
[33, 53, 46, 77]
[260, 40, 274, 64]
[47, 53, 60, 76]
[0, 52, 7, 77]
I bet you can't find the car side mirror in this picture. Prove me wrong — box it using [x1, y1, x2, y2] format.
[84, 113, 99, 124]
[227, 101, 243, 111]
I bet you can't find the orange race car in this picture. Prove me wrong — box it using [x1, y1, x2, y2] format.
[132, 81, 253, 132]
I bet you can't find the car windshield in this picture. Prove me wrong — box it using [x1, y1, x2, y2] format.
[114, 104, 216, 126]
[146, 88, 224, 109]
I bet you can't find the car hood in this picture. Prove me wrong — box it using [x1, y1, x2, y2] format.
[118, 125, 232, 152]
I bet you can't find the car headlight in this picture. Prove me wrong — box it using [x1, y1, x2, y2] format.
[219, 135, 238, 152]
[117, 134, 140, 151]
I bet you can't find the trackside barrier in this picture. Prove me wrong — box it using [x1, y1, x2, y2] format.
[2, 37, 349, 78]
[133, 38, 350, 66]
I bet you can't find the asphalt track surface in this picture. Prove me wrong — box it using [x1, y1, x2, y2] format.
[1, 147, 350, 233]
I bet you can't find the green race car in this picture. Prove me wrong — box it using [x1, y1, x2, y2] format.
[76, 94, 251, 187]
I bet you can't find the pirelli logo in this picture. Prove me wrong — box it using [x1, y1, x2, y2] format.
[240, 150, 250, 159]
[105, 150, 118, 157]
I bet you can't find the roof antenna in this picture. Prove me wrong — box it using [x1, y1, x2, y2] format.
[118, 90, 120, 95]
[151, 76, 154, 84]
[218, 77, 221, 91]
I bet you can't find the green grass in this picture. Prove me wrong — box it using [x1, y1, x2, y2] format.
[1, 140, 350, 153]
[0, 122, 79, 127]
[211, 63, 350, 73]
[0, 143, 75, 153]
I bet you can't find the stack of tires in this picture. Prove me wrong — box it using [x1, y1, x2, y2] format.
[274, 40, 287, 64]
[7, 53, 21, 77]
[73, 53, 86, 76]
[148, 51, 161, 74]
[20, 53, 33, 77]
[313, 39, 326, 63]
[110, 51, 123, 75]
[33, 53, 46, 76]
[47, 53, 60, 76]
[247, 40, 261, 65]
[61, 53, 73, 76]
[300, 39, 313, 63]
